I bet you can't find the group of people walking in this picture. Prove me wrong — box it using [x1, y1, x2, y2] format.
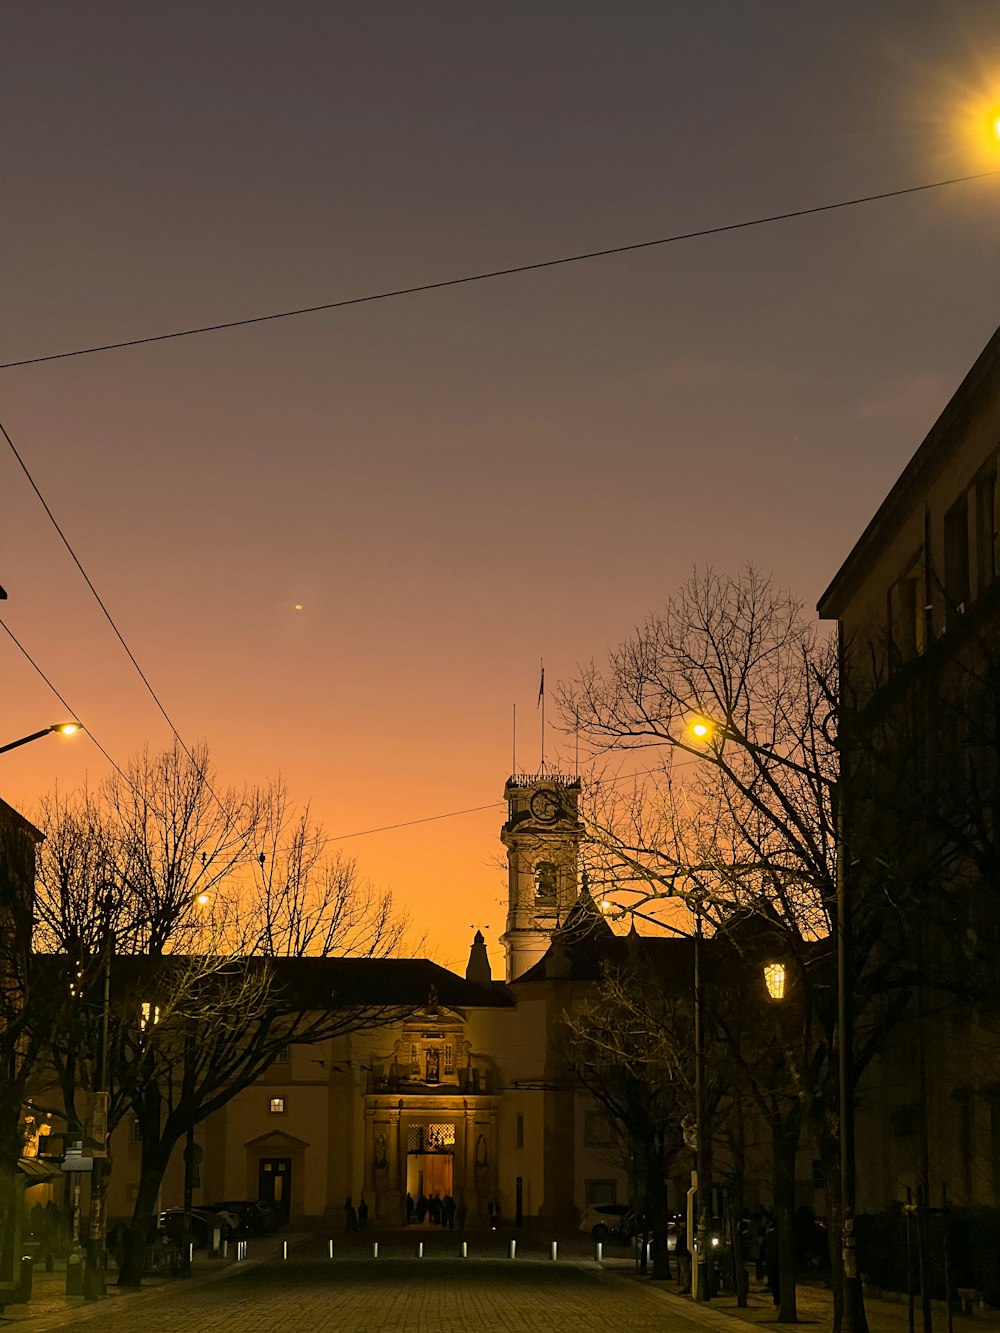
[405, 1191, 466, 1228]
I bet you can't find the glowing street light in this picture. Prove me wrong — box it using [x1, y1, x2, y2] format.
[0, 721, 84, 755]
[763, 962, 787, 1001]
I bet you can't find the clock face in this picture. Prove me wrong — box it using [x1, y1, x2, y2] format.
[529, 790, 561, 823]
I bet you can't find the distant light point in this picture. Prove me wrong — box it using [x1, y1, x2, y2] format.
[294, 603, 303, 611]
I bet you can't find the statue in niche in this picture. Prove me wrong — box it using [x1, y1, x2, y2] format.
[475, 1134, 488, 1168]
[374, 1132, 388, 1173]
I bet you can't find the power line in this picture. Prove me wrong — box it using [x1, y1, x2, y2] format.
[0, 617, 132, 790]
[0, 415, 238, 828]
[2, 169, 997, 373]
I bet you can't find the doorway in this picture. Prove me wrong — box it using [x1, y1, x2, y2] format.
[258, 1157, 292, 1223]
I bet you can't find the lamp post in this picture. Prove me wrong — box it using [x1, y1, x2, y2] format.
[83, 891, 114, 1302]
[692, 896, 712, 1303]
[0, 721, 83, 755]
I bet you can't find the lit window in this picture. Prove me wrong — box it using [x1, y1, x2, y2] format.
[269, 1097, 286, 1115]
[444, 1045, 454, 1075]
[140, 1001, 160, 1030]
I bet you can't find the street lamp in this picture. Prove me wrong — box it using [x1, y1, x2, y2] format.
[0, 721, 83, 755]
[763, 963, 787, 1001]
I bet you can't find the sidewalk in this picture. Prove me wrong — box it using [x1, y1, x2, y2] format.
[0, 1232, 288, 1326]
[603, 1266, 1000, 1333]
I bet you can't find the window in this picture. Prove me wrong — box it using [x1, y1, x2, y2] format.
[139, 1001, 160, 1030]
[585, 1179, 617, 1206]
[889, 560, 925, 663]
[534, 861, 558, 901]
[975, 467, 999, 596]
[944, 495, 970, 628]
[443, 1044, 454, 1075]
[274, 1048, 289, 1065]
[269, 1097, 286, 1115]
[584, 1111, 613, 1146]
[516, 1114, 524, 1149]
[130, 1119, 142, 1144]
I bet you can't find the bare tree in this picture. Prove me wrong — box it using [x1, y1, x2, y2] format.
[562, 567, 920, 1331]
[561, 957, 690, 1279]
[31, 742, 409, 1288]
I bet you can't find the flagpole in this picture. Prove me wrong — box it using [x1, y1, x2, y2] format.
[512, 704, 517, 775]
[539, 659, 545, 774]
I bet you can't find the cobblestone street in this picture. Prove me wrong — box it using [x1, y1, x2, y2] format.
[7, 1238, 712, 1333]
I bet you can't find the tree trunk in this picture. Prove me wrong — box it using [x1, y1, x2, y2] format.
[647, 1149, 672, 1280]
[774, 1117, 799, 1323]
[116, 1145, 173, 1287]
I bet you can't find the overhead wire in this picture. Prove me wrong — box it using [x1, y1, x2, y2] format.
[1, 169, 997, 373]
[0, 617, 132, 789]
[0, 414, 242, 837]
[3, 166, 971, 853]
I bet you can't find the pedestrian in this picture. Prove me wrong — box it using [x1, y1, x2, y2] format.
[357, 1194, 368, 1230]
[429, 1191, 441, 1225]
[344, 1195, 358, 1233]
[417, 1192, 428, 1224]
[754, 1207, 770, 1280]
[443, 1194, 455, 1229]
[764, 1217, 780, 1306]
[406, 1192, 414, 1224]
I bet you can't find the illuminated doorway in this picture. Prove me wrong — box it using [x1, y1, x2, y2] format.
[405, 1123, 455, 1213]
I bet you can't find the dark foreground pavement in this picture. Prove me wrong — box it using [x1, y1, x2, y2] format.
[8, 1234, 1000, 1333]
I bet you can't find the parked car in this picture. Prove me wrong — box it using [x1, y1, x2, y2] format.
[578, 1203, 634, 1243]
[209, 1200, 281, 1235]
[158, 1207, 235, 1248]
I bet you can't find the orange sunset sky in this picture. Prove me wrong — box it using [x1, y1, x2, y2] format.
[4, 4, 1000, 975]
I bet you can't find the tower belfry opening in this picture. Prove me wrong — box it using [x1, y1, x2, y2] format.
[499, 772, 583, 981]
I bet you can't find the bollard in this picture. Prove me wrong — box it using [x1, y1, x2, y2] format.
[66, 1251, 84, 1295]
[17, 1255, 33, 1302]
[222, 1239, 229, 1259]
[372, 1241, 379, 1258]
[328, 1239, 335, 1259]
[461, 1241, 468, 1258]
[211, 1226, 221, 1258]
[550, 1241, 558, 1261]
[508, 1239, 517, 1259]
[282, 1240, 288, 1260]
[189, 1242, 194, 1267]
[417, 1241, 424, 1258]
[595, 1241, 603, 1262]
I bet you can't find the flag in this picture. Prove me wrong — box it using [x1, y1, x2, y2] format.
[537, 663, 544, 707]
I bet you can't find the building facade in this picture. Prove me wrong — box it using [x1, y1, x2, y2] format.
[819, 319, 1000, 1213]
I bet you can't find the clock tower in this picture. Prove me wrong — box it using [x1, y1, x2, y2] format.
[500, 773, 583, 981]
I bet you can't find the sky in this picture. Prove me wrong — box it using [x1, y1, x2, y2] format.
[3, 2, 1000, 975]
